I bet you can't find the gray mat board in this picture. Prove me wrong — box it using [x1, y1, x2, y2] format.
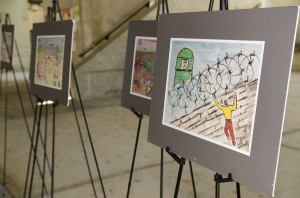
[148, 6, 299, 196]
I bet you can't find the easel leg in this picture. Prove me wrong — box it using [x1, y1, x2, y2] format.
[189, 161, 197, 198]
[160, 148, 163, 198]
[72, 64, 107, 198]
[4, 14, 34, 112]
[51, 102, 57, 198]
[209, 0, 214, 11]
[9, 57, 51, 196]
[70, 93, 98, 197]
[11, 73, 49, 196]
[28, 100, 44, 197]
[23, 100, 38, 197]
[215, 180, 220, 198]
[0, 68, 3, 99]
[2, 70, 8, 198]
[0, 70, 1, 152]
[166, 147, 186, 198]
[12, 28, 34, 111]
[236, 182, 241, 198]
[220, 0, 226, 10]
[23, 99, 51, 197]
[41, 105, 48, 197]
[126, 108, 143, 198]
[214, 173, 240, 198]
[156, 0, 162, 20]
[174, 158, 185, 198]
[225, 0, 229, 10]
[209, 0, 229, 11]
[164, 0, 170, 13]
[12, 67, 49, 170]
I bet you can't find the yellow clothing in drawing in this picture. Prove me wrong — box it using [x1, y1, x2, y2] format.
[214, 96, 237, 146]
[214, 97, 237, 120]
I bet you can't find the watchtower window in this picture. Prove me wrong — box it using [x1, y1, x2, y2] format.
[181, 59, 188, 69]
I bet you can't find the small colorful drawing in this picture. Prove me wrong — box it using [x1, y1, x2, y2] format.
[34, 36, 65, 90]
[130, 36, 157, 99]
[163, 38, 265, 155]
[1, 31, 13, 63]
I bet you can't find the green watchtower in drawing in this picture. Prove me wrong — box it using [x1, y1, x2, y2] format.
[174, 48, 194, 84]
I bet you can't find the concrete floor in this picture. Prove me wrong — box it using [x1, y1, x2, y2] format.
[0, 72, 300, 198]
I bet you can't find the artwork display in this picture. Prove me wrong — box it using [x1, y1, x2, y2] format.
[163, 38, 264, 155]
[121, 20, 158, 115]
[34, 36, 65, 90]
[148, 7, 299, 196]
[30, 20, 74, 106]
[130, 36, 157, 99]
[1, 25, 14, 70]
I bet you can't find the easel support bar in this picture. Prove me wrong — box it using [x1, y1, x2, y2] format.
[166, 147, 186, 198]
[131, 107, 143, 119]
[166, 147, 185, 165]
[214, 173, 241, 198]
[214, 173, 233, 183]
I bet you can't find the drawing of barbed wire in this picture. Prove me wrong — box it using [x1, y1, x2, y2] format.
[162, 39, 265, 153]
[167, 50, 261, 115]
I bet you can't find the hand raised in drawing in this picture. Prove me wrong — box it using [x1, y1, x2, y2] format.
[212, 94, 216, 99]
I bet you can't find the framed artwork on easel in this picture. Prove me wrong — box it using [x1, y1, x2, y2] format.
[30, 20, 74, 106]
[121, 20, 158, 116]
[163, 38, 265, 155]
[148, 6, 299, 196]
[1, 24, 14, 71]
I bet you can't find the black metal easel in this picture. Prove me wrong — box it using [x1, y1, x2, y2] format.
[208, 0, 241, 197]
[165, 1, 241, 198]
[214, 173, 241, 198]
[165, 146, 197, 198]
[156, 0, 170, 20]
[1, 67, 8, 198]
[1, 15, 37, 198]
[158, 1, 198, 197]
[161, 2, 198, 195]
[0, 13, 57, 198]
[1, 14, 54, 198]
[26, 97, 54, 198]
[156, 2, 170, 198]
[5, 14, 34, 111]
[55, 1, 107, 196]
[126, 107, 143, 198]
[166, 147, 185, 198]
[23, 0, 107, 197]
[126, 1, 170, 198]
[208, 0, 229, 11]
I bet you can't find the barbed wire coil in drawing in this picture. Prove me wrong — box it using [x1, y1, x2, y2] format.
[168, 51, 261, 115]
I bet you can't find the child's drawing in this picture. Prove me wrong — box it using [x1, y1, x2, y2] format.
[130, 36, 157, 99]
[34, 36, 65, 90]
[163, 38, 265, 155]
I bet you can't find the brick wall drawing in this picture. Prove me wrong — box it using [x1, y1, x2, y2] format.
[170, 79, 258, 152]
